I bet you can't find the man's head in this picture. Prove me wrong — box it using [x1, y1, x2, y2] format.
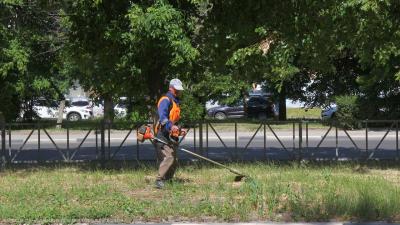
[169, 78, 184, 97]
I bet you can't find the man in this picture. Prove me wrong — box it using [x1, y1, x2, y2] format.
[154, 78, 186, 189]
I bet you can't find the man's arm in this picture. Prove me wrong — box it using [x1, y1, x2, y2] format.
[158, 98, 172, 131]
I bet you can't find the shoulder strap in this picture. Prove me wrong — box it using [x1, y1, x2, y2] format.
[157, 95, 174, 111]
[166, 95, 174, 111]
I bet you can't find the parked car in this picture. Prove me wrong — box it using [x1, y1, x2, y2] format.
[21, 98, 59, 120]
[207, 96, 276, 120]
[114, 102, 127, 118]
[90, 97, 128, 118]
[19, 98, 93, 121]
[321, 106, 337, 120]
[64, 97, 93, 121]
[245, 95, 276, 119]
[207, 100, 245, 120]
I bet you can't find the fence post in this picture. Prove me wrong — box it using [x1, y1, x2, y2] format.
[101, 120, 106, 168]
[335, 124, 338, 161]
[365, 120, 369, 154]
[37, 122, 41, 163]
[298, 121, 302, 161]
[67, 122, 70, 161]
[234, 122, 238, 160]
[108, 122, 111, 160]
[1, 112, 6, 170]
[199, 121, 203, 156]
[306, 121, 309, 149]
[396, 121, 399, 162]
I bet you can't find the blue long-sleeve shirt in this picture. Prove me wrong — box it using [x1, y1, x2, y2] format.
[158, 91, 180, 132]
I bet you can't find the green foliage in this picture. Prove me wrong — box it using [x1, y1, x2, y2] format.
[0, 1, 72, 121]
[64, 1, 200, 122]
[0, 39, 30, 77]
[396, 71, 400, 81]
[2, 0, 400, 122]
[0, 84, 20, 121]
[123, 1, 199, 96]
[335, 95, 360, 129]
[195, 0, 400, 118]
[180, 92, 204, 122]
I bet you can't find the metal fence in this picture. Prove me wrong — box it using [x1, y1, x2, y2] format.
[1, 120, 399, 166]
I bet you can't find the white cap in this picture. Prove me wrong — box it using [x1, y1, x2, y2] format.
[169, 78, 184, 91]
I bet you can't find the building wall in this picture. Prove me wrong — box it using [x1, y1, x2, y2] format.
[67, 80, 87, 99]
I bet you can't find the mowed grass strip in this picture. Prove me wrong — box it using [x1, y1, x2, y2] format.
[287, 107, 322, 119]
[0, 164, 399, 224]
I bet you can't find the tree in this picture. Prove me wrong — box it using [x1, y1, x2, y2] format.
[0, 0, 71, 121]
[194, 0, 400, 120]
[64, 0, 199, 121]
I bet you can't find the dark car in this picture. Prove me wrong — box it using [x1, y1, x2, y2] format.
[207, 96, 276, 120]
[245, 96, 276, 119]
[207, 100, 245, 120]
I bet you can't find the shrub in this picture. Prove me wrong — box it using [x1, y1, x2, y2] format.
[180, 92, 204, 122]
[335, 95, 360, 129]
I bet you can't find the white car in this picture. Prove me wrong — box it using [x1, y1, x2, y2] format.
[64, 98, 93, 121]
[18, 99, 58, 120]
[90, 103, 127, 118]
[91, 97, 128, 118]
[19, 98, 93, 121]
[114, 103, 127, 118]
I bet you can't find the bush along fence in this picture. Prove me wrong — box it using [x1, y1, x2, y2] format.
[0, 119, 399, 168]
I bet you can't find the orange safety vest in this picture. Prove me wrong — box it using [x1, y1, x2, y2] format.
[155, 95, 181, 134]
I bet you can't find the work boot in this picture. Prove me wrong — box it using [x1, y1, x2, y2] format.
[155, 179, 165, 189]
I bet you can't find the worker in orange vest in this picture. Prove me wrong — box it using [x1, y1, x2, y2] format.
[154, 78, 186, 189]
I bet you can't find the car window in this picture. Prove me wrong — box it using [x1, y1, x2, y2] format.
[34, 100, 46, 107]
[247, 98, 259, 105]
[258, 98, 268, 104]
[50, 101, 59, 108]
[34, 99, 58, 107]
[117, 103, 127, 108]
[234, 99, 244, 106]
[71, 101, 89, 107]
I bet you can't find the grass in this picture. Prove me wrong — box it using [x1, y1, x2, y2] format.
[287, 107, 322, 119]
[0, 163, 399, 224]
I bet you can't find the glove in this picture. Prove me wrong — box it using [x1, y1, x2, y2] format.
[179, 128, 188, 136]
[170, 125, 180, 138]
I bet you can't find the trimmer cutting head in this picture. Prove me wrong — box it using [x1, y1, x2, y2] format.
[234, 175, 246, 182]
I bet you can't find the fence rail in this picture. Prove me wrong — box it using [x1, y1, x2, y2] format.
[1, 120, 399, 167]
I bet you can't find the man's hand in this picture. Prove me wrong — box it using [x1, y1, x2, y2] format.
[170, 125, 180, 138]
[179, 128, 188, 136]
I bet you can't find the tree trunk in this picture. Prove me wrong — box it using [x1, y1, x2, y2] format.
[28, 98, 34, 122]
[56, 100, 65, 129]
[103, 95, 114, 123]
[127, 96, 133, 115]
[278, 84, 287, 121]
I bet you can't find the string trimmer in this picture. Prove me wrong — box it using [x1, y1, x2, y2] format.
[137, 125, 247, 182]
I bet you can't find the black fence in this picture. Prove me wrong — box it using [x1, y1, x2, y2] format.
[0, 120, 399, 166]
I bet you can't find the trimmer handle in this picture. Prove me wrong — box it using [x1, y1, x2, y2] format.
[137, 125, 154, 143]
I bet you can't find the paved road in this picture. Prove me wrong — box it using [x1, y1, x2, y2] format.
[1, 129, 399, 162]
